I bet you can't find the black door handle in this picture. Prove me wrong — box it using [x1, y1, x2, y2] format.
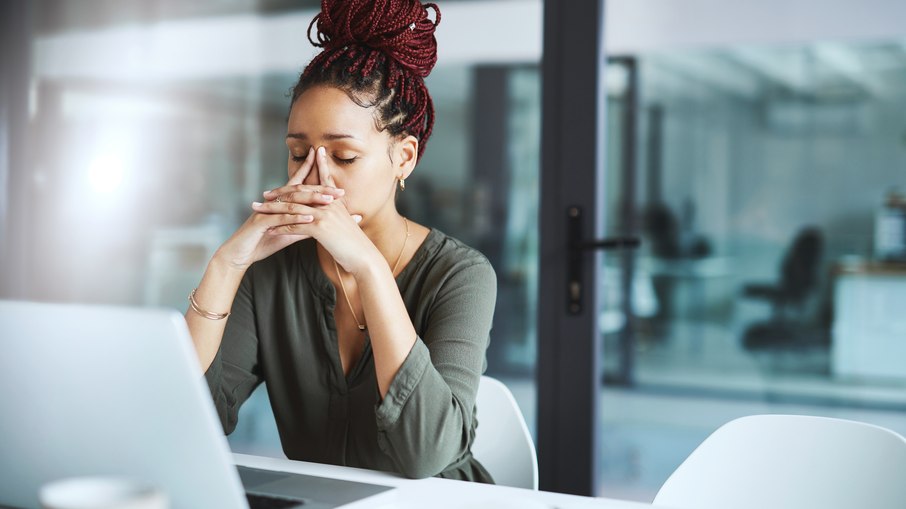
[567, 206, 640, 314]
[576, 238, 642, 250]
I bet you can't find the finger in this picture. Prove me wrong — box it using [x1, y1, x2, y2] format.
[258, 188, 335, 206]
[351, 214, 362, 224]
[254, 212, 315, 231]
[263, 184, 344, 200]
[267, 222, 314, 236]
[316, 146, 336, 188]
[283, 190, 336, 205]
[287, 147, 315, 186]
[255, 211, 316, 224]
[252, 201, 321, 216]
[273, 191, 334, 205]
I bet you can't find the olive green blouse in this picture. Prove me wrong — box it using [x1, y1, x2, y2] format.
[204, 228, 496, 482]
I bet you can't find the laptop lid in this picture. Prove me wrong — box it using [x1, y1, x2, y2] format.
[0, 300, 248, 509]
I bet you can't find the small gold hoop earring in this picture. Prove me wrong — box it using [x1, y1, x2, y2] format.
[398, 178, 406, 192]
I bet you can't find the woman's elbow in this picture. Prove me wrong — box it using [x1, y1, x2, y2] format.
[395, 452, 445, 478]
[399, 465, 437, 480]
[397, 443, 470, 479]
[397, 449, 460, 479]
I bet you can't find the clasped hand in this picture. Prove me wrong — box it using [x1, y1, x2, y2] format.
[216, 146, 372, 274]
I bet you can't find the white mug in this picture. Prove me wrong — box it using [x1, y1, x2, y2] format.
[39, 477, 168, 509]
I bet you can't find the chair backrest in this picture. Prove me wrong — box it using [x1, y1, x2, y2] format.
[471, 376, 538, 490]
[780, 226, 823, 301]
[654, 414, 906, 509]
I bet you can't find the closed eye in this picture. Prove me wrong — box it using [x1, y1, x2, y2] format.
[334, 155, 358, 165]
[290, 148, 312, 163]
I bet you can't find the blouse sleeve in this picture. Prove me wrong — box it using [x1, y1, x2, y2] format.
[203, 268, 263, 435]
[373, 258, 497, 478]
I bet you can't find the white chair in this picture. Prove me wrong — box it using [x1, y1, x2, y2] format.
[471, 376, 539, 490]
[654, 414, 906, 509]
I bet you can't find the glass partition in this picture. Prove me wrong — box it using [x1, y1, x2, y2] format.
[600, 41, 906, 500]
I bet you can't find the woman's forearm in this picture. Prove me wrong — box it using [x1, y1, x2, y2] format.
[355, 252, 418, 399]
[184, 253, 247, 373]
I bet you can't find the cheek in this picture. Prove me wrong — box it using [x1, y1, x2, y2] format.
[286, 156, 295, 179]
[337, 166, 394, 207]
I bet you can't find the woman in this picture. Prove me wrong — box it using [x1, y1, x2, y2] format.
[185, 0, 497, 483]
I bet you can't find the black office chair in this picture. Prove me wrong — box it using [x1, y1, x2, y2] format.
[741, 227, 828, 350]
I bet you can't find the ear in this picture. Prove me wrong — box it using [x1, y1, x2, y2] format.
[394, 135, 419, 180]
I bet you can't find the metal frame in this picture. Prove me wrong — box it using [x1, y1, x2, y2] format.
[537, 0, 608, 496]
[0, 1, 33, 299]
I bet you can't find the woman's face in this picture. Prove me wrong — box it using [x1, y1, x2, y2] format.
[285, 85, 417, 226]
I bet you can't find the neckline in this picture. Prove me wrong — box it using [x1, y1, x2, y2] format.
[302, 227, 440, 300]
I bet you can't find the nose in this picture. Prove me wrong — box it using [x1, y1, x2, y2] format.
[302, 166, 321, 186]
[301, 146, 334, 188]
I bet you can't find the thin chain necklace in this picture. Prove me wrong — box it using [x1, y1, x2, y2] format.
[333, 217, 410, 332]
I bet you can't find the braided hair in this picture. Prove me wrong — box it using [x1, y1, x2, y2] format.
[292, 0, 441, 161]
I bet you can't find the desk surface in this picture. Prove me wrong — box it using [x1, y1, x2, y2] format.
[234, 454, 661, 509]
[833, 260, 906, 276]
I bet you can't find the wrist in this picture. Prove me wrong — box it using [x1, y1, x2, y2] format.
[190, 253, 246, 322]
[210, 250, 250, 278]
[350, 247, 389, 282]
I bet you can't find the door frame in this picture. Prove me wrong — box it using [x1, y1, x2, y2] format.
[536, 0, 609, 496]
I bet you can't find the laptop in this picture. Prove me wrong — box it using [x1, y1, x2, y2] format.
[0, 300, 393, 509]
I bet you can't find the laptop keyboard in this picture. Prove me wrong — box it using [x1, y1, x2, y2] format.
[246, 492, 306, 508]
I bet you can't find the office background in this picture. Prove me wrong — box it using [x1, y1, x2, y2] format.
[2, 0, 906, 502]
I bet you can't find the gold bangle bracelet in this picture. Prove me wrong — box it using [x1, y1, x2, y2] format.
[188, 288, 230, 320]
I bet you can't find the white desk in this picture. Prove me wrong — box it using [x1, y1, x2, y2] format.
[234, 454, 661, 509]
[832, 263, 906, 381]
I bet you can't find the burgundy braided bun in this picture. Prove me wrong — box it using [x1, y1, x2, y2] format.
[292, 0, 441, 161]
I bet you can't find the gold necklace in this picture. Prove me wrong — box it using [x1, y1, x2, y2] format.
[333, 218, 410, 332]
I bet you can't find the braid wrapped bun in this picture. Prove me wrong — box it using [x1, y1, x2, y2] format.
[308, 0, 440, 78]
[294, 0, 441, 160]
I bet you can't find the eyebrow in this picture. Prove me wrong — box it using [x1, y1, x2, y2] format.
[285, 132, 360, 141]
